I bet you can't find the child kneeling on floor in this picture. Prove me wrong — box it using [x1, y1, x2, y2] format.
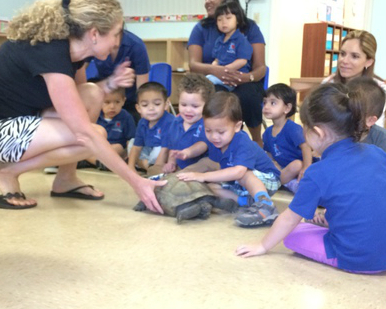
[236, 83, 386, 274]
[177, 92, 281, 227]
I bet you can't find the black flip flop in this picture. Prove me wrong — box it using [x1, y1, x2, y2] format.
[50, 185, 104, 200]
[0, 192, 37, 210]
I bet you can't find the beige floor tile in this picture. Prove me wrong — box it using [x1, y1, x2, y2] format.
[0, 170, 384, 309]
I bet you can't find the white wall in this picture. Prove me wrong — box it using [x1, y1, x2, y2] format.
[370, 0, 386, 79]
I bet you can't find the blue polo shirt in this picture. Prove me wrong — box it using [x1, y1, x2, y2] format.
[207, 131, 280, 179]
[97, 109, 136, 149]
[263, 120, 305, 168]
[162, 116, 208, 169]
[289, 138, 386, 271]
[188, 18, 265, 65]
[90, 30, 150, 106]
[134, 111, 175, 148]
[212, 29, 253, 73]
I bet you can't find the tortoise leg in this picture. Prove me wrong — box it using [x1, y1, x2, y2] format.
[212, 197, 239, 213]
[176, 203, 201, 224]
[133, 201, 147, 211]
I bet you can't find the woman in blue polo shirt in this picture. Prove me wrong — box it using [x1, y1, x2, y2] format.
[236, 83, 386, 274]
[188, 0, 267, 146]
[89, 29, 151, 123]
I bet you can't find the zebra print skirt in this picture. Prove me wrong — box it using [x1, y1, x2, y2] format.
[0, 116, 42, 163]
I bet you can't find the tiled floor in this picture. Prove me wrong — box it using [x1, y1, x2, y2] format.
[1, 170, 385, 309]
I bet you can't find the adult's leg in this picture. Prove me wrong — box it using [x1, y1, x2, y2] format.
[45, 83, 105, 197]
[0, 83, 106, 206]
[232, 81, 265, 147]
[0, 119, 106, 206]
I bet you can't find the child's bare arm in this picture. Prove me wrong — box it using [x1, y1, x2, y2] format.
[128, 145, 143, 172]
[212, 59, 219, 66]
[163, 148, 178, 173]
[225, 59, 247, 71]
[154, 147, 169, 167]
[299, 142, 313, 180]
[173, 141, 208, 161]
[177, 165, 247, 183]
[236, 208, 302, 257]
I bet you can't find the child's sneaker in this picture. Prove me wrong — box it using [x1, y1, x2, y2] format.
[235, 201, 279, 227]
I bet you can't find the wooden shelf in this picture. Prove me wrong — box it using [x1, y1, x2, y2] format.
[301, 22, 355, 77]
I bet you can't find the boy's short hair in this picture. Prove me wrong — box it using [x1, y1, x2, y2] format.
[265, 83, 297, 118]
[347, 77, 386, 119]
[203, 91, 242, 123]
[178, 73, 215, 104]
[108, 87, 126, 99]
[136, 81, 168, 102]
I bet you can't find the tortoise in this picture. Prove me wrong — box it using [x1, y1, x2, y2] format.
[133, 173, 239, 223]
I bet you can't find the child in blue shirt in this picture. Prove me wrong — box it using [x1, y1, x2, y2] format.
[262, 84, 312, 193]
[177, 92, 281, 227]
[206, 2, 253, 91]
[78, 88, 136, 170]
[128, 82, 174, 175]
[161, 73, 215, 173]
[236, 83, 386, 274]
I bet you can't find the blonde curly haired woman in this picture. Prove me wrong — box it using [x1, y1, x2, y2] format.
[0, 0, 166, 211]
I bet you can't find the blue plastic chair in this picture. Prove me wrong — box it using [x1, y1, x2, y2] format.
[149, 62, 172, 97]
[148, 62, 175, 114]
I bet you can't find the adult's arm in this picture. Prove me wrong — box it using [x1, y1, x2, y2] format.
[224, 43, 266, 86]
[136, 73, 149, 89]
[43, 72, 164, 213]
[188, 45, 228, 79]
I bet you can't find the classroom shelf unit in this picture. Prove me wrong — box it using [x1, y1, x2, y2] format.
[143, 38, 189, 106]
[0, 33, 7, 46]
[301, 22, 355, 77]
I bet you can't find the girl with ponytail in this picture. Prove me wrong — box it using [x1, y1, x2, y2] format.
[236, 83, 386, 274]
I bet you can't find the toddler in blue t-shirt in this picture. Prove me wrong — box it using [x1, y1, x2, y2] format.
[128, 82, 174, 175]
[236, 83, 386, 274]
[262, 83, 312, 193]
[78, 87, 136, 171]
[161, 73, 215, 173]
[206, 2, 253, 91]
[177, 92, 281, 227]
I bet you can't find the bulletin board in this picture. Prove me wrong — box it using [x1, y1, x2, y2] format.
[121, 0, 207, 23]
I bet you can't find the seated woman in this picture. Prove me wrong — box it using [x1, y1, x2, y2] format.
[188, 0, 267, 146]
[0, 0, 165, 212]
[322, 30, 386, 128]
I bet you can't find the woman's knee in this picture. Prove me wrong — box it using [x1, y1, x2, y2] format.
[78, 83, 105, 122]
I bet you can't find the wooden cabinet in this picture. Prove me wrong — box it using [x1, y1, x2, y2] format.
[301, 23, 355, 77]
[0, 33, 7, 47]
[143, 38, 189, 106]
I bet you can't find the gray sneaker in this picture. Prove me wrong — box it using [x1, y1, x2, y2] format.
[235, 201, 279, 227]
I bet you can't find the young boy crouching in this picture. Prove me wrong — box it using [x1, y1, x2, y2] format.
[177, 92, 281, 227]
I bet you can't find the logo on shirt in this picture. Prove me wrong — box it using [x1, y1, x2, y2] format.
[273, 143, 282, 157]
[154, 128, 162, 140]
[226, 152, 234, 167]
[193, 125, 203, 138]
[227, 43, 236, 54]
[112, 121, 122, 133]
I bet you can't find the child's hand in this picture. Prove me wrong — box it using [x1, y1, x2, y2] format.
[177, 172, 205, 182]
[172, 149, 189, 161]
[235, 243, 267, 258]
[163, 162, 176, 174]
[297, 167, 307, 181]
